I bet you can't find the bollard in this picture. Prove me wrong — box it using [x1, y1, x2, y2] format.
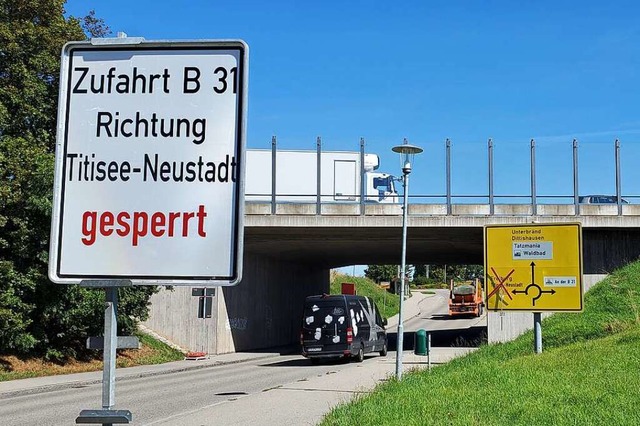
[414, 329, 428, 356]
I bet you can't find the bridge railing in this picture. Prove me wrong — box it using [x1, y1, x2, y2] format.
[245, 137, 639, 216]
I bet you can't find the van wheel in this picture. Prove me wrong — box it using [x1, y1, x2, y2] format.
[379, 341, 388, 357]
[355, 345, 364, 363]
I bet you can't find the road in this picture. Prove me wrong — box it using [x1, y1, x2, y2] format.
[1, 354, 362, 425]
[405, 288, 486, 332]
[0, 290, 483, 425]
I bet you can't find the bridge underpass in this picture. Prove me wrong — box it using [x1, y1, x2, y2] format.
[144, 207, 640, 355]
[245, 226, 483, 266]
[244, 211, 640, 273]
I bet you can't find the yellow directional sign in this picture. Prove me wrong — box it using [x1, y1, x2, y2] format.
[484, 223, 583, 312]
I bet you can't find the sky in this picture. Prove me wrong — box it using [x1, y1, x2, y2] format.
[65, 0, 640, 203]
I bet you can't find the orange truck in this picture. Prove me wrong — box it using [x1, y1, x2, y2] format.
[448, 278, 484, 317]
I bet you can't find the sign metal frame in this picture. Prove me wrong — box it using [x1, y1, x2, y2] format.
[49, 39, 248, 286]
[484, 222, 584, 312]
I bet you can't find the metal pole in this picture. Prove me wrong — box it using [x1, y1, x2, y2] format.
[488, 138, 494, 215]
[271, 136, 276, 215]
[573, 139, 579, 216]
[530, 139, 537, 215]
[317, 136, 322, 215]
[204, 311, 209, 356]
[201, 295, 206, 354]
[360, 138, 366, 215]
[395, 170, 409, 380]
[76, 280, 132, 425]
[103, 287, 118, 410]
[534, 312, 542, 354]
[615, 139, 622, 216]
[427, 332, 431, 371]
[446, 139, 451, 215]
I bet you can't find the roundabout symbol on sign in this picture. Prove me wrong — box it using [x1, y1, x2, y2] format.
[510, 262, 556, 306]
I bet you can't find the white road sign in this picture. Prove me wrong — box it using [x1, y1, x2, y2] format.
[49, 39, 248, 285]
[512, 242, 553, 260]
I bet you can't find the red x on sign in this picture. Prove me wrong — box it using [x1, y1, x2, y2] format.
[487, 267, 515, 301]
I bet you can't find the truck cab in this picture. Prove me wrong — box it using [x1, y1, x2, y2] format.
[369, 174, 397, 203]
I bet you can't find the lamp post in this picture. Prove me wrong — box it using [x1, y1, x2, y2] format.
[392, 138, 423, 380]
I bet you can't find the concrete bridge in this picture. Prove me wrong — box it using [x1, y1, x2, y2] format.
[245, 202, 640, 271]
[144, 203, 640, 355]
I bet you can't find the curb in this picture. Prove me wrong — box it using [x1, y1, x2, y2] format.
[385, 292, 433, 330]
[0, 352, 284, 399]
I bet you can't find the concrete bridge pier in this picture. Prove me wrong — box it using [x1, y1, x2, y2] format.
[143, 253, 329, 354]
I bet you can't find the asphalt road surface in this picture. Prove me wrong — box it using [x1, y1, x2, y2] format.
[0, 290, 483, 426]
[1, 355, 355, 425]
[390, 289, 487, 350]
[405, 288, 486, 332]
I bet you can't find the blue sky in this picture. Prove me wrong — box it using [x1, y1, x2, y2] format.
[65, 0, 640, 202]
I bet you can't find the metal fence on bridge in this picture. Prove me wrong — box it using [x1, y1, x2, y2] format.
[245, 137, 638, 216]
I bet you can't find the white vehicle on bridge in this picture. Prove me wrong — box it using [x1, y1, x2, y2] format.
[245, 149, 398, 203]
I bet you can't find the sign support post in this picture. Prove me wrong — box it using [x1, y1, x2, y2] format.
[77, 280, 133, 425]
[427, 332, 432, 371]
[103, 286, 118, 410]
[533, 312, 542, 354]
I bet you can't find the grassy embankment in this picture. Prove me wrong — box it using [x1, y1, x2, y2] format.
[323, 262, 640, 426]
[330, 273, 400, 320]
[0, 333, 184, 382]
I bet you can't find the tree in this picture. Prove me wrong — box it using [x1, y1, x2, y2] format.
[364, 265, 398, 283]
[0, 1, 154, 359]
[414, 264, 427, 278]
[465, 265, 484, 280]
[420, 265, 484, 283]
[81, 9, 110, 38]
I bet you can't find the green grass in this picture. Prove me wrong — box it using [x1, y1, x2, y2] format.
[322, 261, 640, 426]
[0, 333, 184, 382]
[117, 333, 185, 367]
[331, 273, 400, 320]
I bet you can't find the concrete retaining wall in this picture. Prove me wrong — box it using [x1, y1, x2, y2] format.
[217, 253, 328, 353]
[487, 274, 608, 343]
[142, 286, 216, 354]
[143, 253, 328, 354]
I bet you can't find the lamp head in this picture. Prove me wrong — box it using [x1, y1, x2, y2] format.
[392, 138, 423, 175]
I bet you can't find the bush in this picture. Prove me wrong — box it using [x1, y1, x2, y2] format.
[411, 276, 448, 289]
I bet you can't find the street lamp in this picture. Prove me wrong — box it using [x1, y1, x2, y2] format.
[391, 138, 423, 380]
